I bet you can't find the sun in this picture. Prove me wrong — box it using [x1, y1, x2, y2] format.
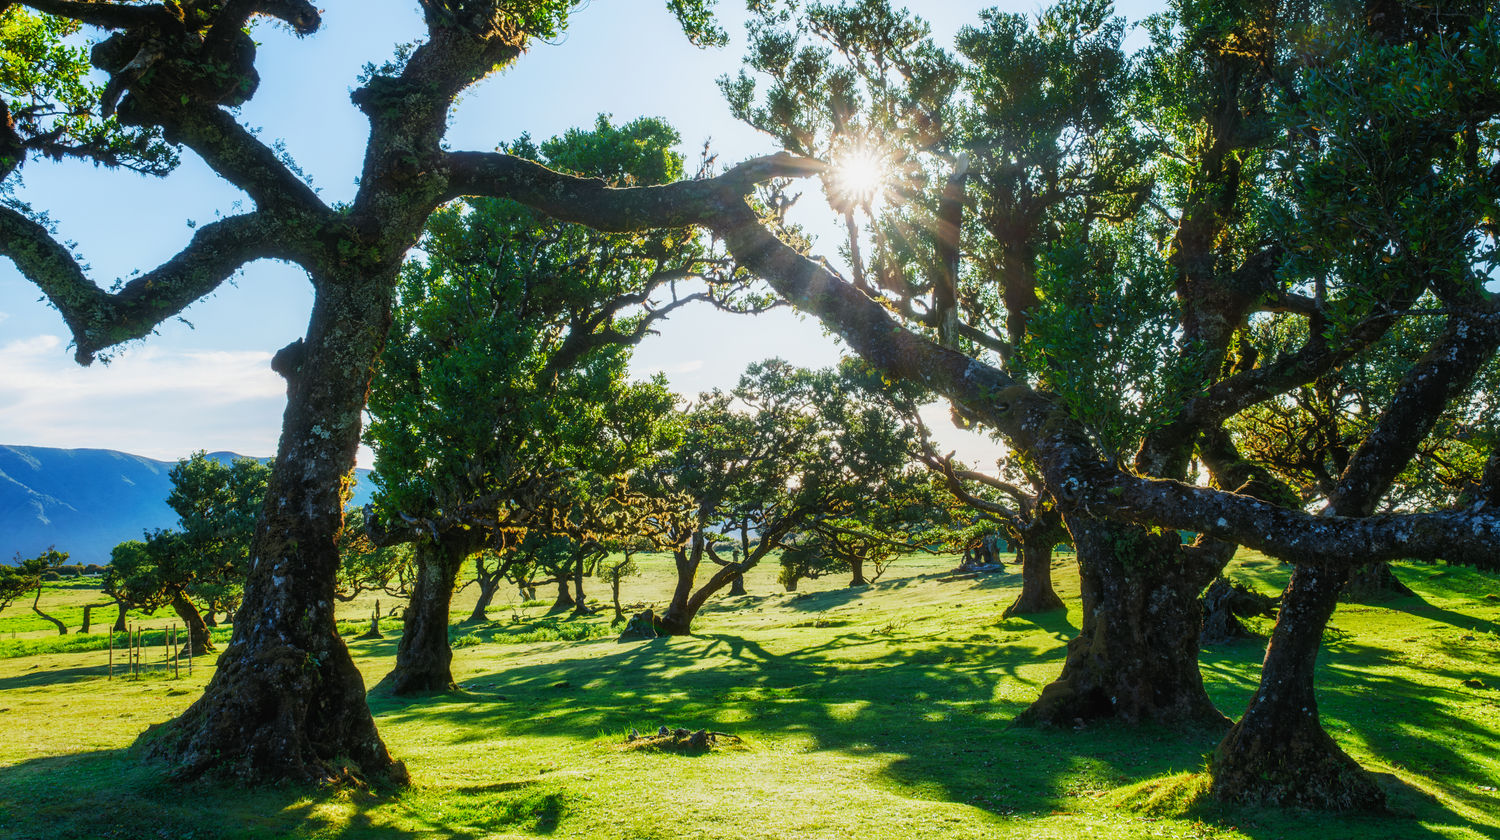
[827, 144, 889, 212]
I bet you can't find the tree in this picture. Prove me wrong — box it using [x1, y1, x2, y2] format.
[719, 0, 1500, 809]
[364, 119, 701, 692]
[102, 453, 271, 655]
[2, 0, 726, 784]
[1, 547, 69, 633]
[645, 358, 929, 633]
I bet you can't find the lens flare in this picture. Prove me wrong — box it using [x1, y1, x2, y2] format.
[828, 144, 888, 211]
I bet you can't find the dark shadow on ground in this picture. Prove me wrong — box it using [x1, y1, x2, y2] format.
[0, 749, 427, 840]
[0, 663, 114, 691]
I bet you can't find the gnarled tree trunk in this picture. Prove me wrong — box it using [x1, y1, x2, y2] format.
[31, 587, 67, 635]
[383, 536, 468, 695]
[1018, 518, 1226, 727]
[549, 575, 576, 614]
[170, 592, 214, 656]
[1003, 514, 1066, 617]
[1210, 565, 1384, 809]
[1002, 540, 1064, 617]
[145, 283, 406, 787]
[466, 554, 505, 623]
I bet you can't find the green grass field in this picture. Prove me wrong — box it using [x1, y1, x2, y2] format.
[0, 552, 1496, 839]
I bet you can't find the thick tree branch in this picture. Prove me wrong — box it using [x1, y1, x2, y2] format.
[442, 151, 825, 225]
[0, 206, 296, 362]
[15, 0, 178, 30]
[460, 158, 1498, 568]
[163, 105, 328, 215]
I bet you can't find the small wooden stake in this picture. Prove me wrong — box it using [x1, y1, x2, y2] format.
[107, 627, 113, 679]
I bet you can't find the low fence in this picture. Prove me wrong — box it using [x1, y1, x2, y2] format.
[107, 623, 198, 679]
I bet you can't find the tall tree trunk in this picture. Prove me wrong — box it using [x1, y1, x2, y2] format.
[113, 601, 128, 633]
[1209, 565, 1384, 808]
[144, 283, 407, 786]
[170, 592, 214, 656]
[31, 587, 67, 635]
[1211, 310, 1499, 809]
[1018, 518, 1227, 727]
[383, 537, 466, 695]
[727, 571, 747, 596]
[203, 609, 219, 628]
[1003, 540, 1064, 617]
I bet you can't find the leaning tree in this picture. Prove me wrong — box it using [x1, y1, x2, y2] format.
[716, 0, 1500, 808]
[3, 0, 1496, 806]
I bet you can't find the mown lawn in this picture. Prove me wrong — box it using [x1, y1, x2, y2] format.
[0, 551, 1495, 839]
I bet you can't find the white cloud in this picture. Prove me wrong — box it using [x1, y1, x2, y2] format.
[0, 311, 10, 324]
[638, 359, 705, 377]
[0, 335, 286, 460]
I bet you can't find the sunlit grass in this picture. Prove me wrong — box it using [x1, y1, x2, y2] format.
[0, 551, 1496, 839]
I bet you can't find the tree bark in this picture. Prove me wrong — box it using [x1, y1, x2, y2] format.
[1017, 518, 1226, 727]
[383, 537, 467, 695]
[1340, 561, 1413, 602]
[549, 575, 576, 614]
[143, 283, 407, 786]
[1002, 539, 1064, 617]
[1210, 565, 1384, 809]
[848, 556, 868, 587]
[727, 571, 747, 596]
[113, 601, 128, 633]
[570, 548, 594, 617]
[80, 601, 114, 634]
[170, 592, 214, 656]
[657, 537, 703, 636]
[465, 555, 504, 623]
[31, 587, 67, 635]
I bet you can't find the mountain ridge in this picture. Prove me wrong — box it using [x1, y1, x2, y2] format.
[0, 445, 374, 566]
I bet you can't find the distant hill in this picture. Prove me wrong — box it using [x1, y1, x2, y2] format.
[0, 445, 374, 566]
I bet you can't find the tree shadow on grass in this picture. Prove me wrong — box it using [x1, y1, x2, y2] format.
[0, 663, 115, 691]
[374, 627, 1222, 822]
[372, 609, 1490, 839]
[0, 749, 432, 840]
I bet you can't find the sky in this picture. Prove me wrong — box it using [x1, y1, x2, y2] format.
[0, 0, 1161, 468]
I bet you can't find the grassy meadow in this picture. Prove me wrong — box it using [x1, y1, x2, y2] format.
[0, 551, 1496, 839]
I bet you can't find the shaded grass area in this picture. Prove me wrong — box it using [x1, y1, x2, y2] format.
[0, 553, 1495, 839]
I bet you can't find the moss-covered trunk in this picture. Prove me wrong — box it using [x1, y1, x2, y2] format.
[384, 537, 467, 695]
[145, 280, 406, 786]
[1018, 518, 1225, 727]
[1210, 564, 1384, 808]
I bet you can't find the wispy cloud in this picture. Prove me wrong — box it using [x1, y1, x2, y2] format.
[0, 335, 286, 460]
[639, 359, 705, 377]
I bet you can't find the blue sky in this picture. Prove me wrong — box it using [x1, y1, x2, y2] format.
[0, 1, 1161, 466]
